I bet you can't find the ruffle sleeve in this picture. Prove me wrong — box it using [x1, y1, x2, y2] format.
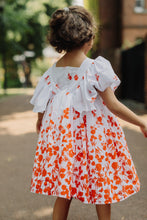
[88, 56, 121, 92]
[30, 56, 121, 114]
[71, 56, 121, 113]
[30, 69, 53, 113]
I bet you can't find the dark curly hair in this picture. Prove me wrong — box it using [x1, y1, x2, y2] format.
[48, 5, 97, 53]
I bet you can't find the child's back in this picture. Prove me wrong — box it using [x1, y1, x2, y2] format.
[30, 53, 140, 204]
[30, 5, 147, 220]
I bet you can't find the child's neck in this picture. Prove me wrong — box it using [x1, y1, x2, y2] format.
[56, 49, 87, 68]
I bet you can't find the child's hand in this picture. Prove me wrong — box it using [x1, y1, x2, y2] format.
[36, 119, 42, 134]
[140, 123, 147, 137]
[36, 112, 44, 134]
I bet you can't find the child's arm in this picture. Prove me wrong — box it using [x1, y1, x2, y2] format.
[36, 112, 45, 134]
[98, 87, 147, 137]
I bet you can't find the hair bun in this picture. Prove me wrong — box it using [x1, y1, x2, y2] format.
[50, 9, 68, 26]
[48, 6, 96, 53]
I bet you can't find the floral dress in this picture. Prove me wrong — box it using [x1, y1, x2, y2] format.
[30, 56, 140, 204]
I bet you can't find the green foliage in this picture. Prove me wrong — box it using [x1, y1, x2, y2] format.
[65, 0, 73, 6]
[87, 0, 99, 23]
[1, 0, 69, 59]
[2, 59, 22, 88]
[84, 0, 100, 57]
[3, 74, 22, 88]
[0, 0, 69, 88]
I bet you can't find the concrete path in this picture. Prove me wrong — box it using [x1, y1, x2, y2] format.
[0, 92, 147, 220]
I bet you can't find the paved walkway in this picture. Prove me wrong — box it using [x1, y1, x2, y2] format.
[0, 91, 147, 220]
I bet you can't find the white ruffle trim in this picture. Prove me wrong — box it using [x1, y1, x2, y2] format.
[88, 56, 121, 92]
[30, 56, 121, 114]
[30, 69, 54, 113]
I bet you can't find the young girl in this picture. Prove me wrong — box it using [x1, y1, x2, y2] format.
[30, 6, 147, 220]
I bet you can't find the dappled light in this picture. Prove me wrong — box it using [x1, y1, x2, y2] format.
[0, 111, 36, 135]
[33, 206, 53, 218]
[12, 207, 53, 219]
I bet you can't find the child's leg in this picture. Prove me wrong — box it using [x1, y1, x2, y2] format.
[53, 197, 72, 220]
[95, 204, 111, 220]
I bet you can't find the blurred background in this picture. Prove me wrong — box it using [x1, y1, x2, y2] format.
[0, 1, 147, 220]
[0, 0, 147, 105]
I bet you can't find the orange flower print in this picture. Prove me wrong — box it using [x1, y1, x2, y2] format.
[30, 65, 140, 205]
[113, 75, 118, 80]
[96, 116, 103, 125]
[91, 97, 96, 103]
[74, 74, 78, 80]
[112, 162, 118, 170]
[67, 123, 71, 129]
[63, 108, 69, 119]
[107, 115, 117, 127]
[91, 129, 96, 134]
[61, 185, 69, 197]
[45, 75, 49, 80]
[98, 135, 102, 141]
[38, 154, 43, 162]
[59, 168, 66, 178]
[73, 110, 80, 120]
[96, 163, 102, 171]
[76, 130, 82, 140]
[42, 169, 47, 177]
[68, 73, 72, 80]
[95, 73, 99, 81]
[91, 110, 96, 117]
[52, 91, 56, 95]
[71, 187, 77, 195]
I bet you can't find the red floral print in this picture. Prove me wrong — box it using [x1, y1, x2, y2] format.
[68, 73, 72, 80]
[95, 73, 99, 81]
[30, 57, 140, 205]
[74, 74, 78, 80]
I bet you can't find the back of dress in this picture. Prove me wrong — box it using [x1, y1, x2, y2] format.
[30, 56, 140, 204]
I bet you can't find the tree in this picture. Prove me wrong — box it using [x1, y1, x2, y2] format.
[84, 0, 100, 58]
[0, 0, 70, 88]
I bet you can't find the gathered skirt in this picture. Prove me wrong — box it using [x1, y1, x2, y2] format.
[30, 105, 140, 204]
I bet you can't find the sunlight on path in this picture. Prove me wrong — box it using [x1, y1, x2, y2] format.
[0, 111, 36, 135]
[33, 206, 53, 218]
[12, 206, 53, 219]
[0, 88, 34, 96]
